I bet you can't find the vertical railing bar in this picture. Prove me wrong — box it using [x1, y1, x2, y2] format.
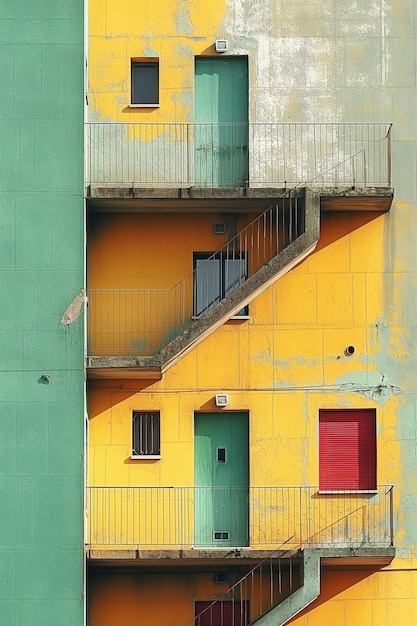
[278, 555, 282, 594]
[249, 570, 254, 624]
[259, 562, 262, 619]
[387, 123, 392, 186]
[389, 485, 394, 546]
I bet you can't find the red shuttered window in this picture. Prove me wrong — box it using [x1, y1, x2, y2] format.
[319, 409, 377, 492]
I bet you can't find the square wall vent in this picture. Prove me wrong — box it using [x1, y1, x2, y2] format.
[215, 394, 229, 407]
[215, 573, 228, 584]
[215, 39, 228, 53]
[213, 222, 227, 235]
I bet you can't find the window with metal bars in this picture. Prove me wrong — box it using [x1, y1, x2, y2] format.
[132, 411, 160, 457]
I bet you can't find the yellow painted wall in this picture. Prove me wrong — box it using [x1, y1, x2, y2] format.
[87, 211, 257, 355]
[88, 210, 398, 490]
[88, 568, 299, 626]
[88, 567, 417, 626]
[89, 0, 228, 123]
[89, 1, 413, 127]
[288, 565, 417, 626]
[88, 570, 196, 626]
[87, 210, 403, 551]
[88, 212, 248, 289]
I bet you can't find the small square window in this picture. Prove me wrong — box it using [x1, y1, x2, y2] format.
[132, 411, 160, 457]
[131, 59, 159, 106]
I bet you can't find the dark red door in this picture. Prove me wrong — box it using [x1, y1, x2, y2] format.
[195, 601, 249, 626]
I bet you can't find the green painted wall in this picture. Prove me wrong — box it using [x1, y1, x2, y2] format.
[0, 1, 84, 624]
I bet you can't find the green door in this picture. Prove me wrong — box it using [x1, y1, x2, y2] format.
[194, 412, 249, 547]
[195, 57, 249, 187]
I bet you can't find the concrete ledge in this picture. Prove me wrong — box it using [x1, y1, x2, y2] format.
[86, 185, 393, 214]
[312, 185, 393, 197]
[320, 546, 395, 567]
[86, 359, 162, 380]
[86, 547, 301, 566]
[245, 187, 289, 198]
[189, 187, 245, 198]
[88, 549, 138, 560]
[316, 185, 394, 212]
[88, 185, 182, 199]
[87, 184, 392, 200]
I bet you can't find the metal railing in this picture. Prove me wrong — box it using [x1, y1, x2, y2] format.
[86, 122, 392, 187]
[87, 189, 304, 356]
[191, 541, 298, 626]
[86, 485, 394, 549]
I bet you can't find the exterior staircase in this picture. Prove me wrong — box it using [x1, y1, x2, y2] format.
[191, 542, 304, 626]
[192, 545, 395, 626]
[87, 187, 320, 377]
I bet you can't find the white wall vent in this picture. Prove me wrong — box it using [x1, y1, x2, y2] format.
[215, 394, 229, 407]
[215, 39, 228, 53]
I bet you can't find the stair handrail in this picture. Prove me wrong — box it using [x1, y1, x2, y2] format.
[191, 535, 297, 626]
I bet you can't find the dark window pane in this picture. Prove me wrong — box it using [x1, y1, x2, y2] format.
[224, 255, 248, 316]
[217, 447, 226, 463]
[224, 257, 246, 295]
[131, 62, 159, 104]
[195, 257, 220, 315]
[193, 252, 248, 316]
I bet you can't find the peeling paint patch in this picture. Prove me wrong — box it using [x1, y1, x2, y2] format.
[144, 44, 158, 57]
[175, 4, 193, 35]
[175, 44, 194, 57]
[251, 349, 272, 362]
[234, 36, 258, 49]
[61, 291, 85, 326]
[361, 383, 401, 403]
[272, 357, 321, 369]
[130, 339, 148, 351]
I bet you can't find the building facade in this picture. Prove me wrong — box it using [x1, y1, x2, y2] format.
[0, 1, 85, 624]
[85, 0, 417, 624]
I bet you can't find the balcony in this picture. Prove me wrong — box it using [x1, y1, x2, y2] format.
[86, 485, 394, 551]
[86, 122, 392, 191]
